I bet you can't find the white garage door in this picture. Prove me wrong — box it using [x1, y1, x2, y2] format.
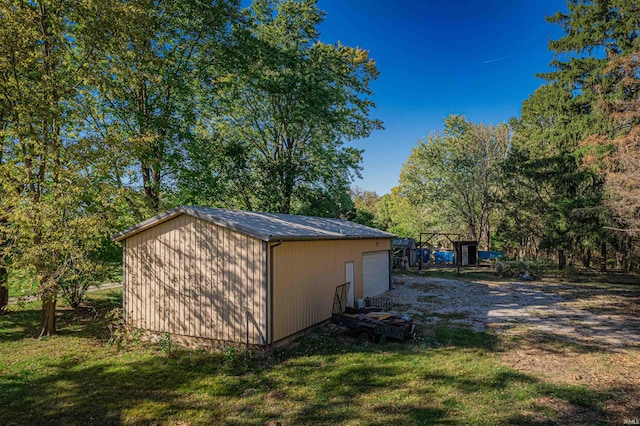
[362, 251, 390, 298]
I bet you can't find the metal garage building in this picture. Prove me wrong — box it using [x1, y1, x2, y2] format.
[113, 206, 394, 347]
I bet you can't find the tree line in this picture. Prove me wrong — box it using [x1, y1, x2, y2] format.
[0, 0, 381, 335]
[2, 0, 638, 337]
[353, 1, 640, 272]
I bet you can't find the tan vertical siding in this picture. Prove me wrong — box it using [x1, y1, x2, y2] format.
[124, 215, 266, 344]
[271, 239, 391, 342]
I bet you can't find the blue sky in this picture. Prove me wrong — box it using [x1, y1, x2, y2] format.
[317, 0, 568, 195]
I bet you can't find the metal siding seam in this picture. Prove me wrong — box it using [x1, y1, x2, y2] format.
[176, 217, 182, 335]
[182, 217, 188, 336]
[190, 218, 194, 337]
[122, 240, 127, 326]
[205, 223, 210, 340]
[223, 228, 231, 341]
[215, 224, 221, 340]
[155, 225, 160, 332]
[195, 218, 200, 338]
[159, 224, 165, 332]
[144, 228, 150, 330]
[131, 236, 136, 327]
[248, 238, 252, 343]
[157, 225, 163, 333]
[201, 221, 206, 339]
[189, 216, 194, 337]
[153, 227, 159, 331]
[268, 241, 282, 346]
[263, 241, 268, 346]
[211, 222, 216, 339]
[168, 220, 174, 336]
[186, 217, 191, 336]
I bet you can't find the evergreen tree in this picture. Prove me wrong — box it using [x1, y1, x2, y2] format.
[500, 0, 639, 267]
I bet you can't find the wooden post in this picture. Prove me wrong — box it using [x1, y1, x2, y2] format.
[457, 234, 461, 275]
[418, 233, 422, 271]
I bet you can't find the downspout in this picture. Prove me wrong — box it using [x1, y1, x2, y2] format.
[269, 240, 282, 348]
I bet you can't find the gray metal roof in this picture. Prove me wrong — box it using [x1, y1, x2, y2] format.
[113, 205, 395, 242]
[392, 238, 416, 249]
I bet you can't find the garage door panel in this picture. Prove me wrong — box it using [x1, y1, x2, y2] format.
[363, 251, 389, 297]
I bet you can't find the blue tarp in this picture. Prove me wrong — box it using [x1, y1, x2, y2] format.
[416, 248, 431, 262]
[477, 251, 503, 260]
[434, 251, 454, 263]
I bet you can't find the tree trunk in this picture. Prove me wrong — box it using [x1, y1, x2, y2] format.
[583, 247, 591, 268]
[600, 242, 607, 273]
[280, 166, 294, 214]
[485, 221, 491, 252]
[558, 249, 566, 270]
[0, 264, 8, 314]
[39, 280, 57, 337]
[141, 162, 160, 212]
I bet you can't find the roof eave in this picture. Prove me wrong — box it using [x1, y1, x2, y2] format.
[111, 206, 185, 242]
[268, 233, 396, 242]
[112, 205, 397, 243]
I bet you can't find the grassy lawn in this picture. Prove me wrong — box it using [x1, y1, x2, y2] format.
[5, 264, 122, 299]
[6, 270, 38, 299]
[0, 289, 612, 425]
[398, 266, 507, 282]
[398, 265, 640, 286]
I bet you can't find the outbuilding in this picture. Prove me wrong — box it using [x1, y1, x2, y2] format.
[113, 206, 394, 348]
[452, 240, 478, 266]
[392, 237, 417, 267]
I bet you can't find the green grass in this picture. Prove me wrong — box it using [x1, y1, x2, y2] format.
[0, 289, 612, 425]
[397, 265, 640, 286]
[5, 264, 123, 299]
[398, 267, 507, 282]
[6, 269, 38, 299]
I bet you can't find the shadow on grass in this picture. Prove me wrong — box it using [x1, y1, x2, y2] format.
[0, 294, 619, 425]
[0, 308, 42, 342]
[0, 289, 123, 343]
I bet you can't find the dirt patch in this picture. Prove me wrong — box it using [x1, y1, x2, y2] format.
[389, 276, 640, 349]
[387, 274, 640, 423]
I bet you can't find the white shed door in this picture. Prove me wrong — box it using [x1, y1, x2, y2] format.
[362, 251, 389, 298]
[345, 261, 355, 307]
[462, 245, 469, 266]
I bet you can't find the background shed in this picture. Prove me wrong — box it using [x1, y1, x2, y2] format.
[113, 206, 394, 347]
[392, 238, 417, 267]
[452, 240, 478, 266]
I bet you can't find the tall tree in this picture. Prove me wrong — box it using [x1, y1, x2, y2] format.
[592, 41, 640, 237]
[399, 115, 509, 248]
[374, 190, 433, 239]
[181, 0, 382, 215]
[502, 0, 639, 267]
[504, 83, 607, 266]
[580, 40, 640, 268]
[349, 187, 381, 228]
[0, 0, 112, 335]
[90, 0, 239, 212]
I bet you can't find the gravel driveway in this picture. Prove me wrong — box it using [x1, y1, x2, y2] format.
[389, 274, 640, 350]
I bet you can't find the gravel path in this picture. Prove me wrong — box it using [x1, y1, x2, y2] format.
[388, 275, 640, 350]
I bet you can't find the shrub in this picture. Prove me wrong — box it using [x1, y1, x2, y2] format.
[494, 260, 544, 279]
